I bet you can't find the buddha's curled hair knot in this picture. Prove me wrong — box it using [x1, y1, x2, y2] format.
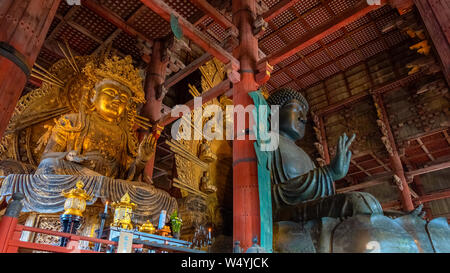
[266, 88, 309, 113]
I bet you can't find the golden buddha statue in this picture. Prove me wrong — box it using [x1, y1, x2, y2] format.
[36, 56, 156, 180]
[0, 47, 177, 225]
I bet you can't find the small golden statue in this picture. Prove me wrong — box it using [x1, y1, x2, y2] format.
[200, 171, 217, 194]
[198, 139, 217, 163]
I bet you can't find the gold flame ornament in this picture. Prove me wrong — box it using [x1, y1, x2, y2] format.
[111, 192, 137, 230]
[138, 220, 156, 234]
[61, 181, 93, 217]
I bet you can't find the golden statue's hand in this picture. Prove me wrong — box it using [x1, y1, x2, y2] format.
[137, 134, 157, 163]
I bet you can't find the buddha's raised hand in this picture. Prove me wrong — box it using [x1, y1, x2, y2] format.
[137, 134, 157, 162]
[328, 133, 355, 181]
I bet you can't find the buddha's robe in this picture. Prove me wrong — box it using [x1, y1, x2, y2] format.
[271, 134, 382, 222]
[36, 113, 142, 180]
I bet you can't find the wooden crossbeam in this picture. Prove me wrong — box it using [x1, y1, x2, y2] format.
[259, 0, 385, 66]
[338, 159, 450, 193]
[165, 53, 213, 88]
[317, 72, 424, 116]
[82, 0, 152, 44]
[189, 0, 237, 33]
[262, 0, 302, 22]
[382, 188, 450, 210]
[159, 78, 231, 126]
[54, 14, 103, 44]
[141, 0, 239, 70]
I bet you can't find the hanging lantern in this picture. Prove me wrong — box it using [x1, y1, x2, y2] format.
[138, 220, 156, 234]
[111, 192, 136, 230]
[61, 180, 92, 217]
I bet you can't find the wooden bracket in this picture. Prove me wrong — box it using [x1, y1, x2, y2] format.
[255, 61, 273, 85]
[225, 62, 240, 84]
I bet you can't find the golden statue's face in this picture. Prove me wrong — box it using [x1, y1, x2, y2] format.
[94, 83, 129, 122]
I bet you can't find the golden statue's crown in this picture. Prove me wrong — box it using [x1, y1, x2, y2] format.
[83, 55, 145, 103]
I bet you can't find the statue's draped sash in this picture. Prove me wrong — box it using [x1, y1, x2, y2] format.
[0, 174, 178, 225]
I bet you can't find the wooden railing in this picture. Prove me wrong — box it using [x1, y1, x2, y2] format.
[0, 215, 143, 253]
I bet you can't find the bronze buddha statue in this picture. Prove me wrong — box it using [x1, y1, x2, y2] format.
[267, 88, 382, 222]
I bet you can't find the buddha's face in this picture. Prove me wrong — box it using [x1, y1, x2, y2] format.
[279, 99, 307, 141]
[93, 83, 129, 122]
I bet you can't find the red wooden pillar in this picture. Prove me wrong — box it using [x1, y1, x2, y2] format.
[232, 0, 260, 251]
[0, 0, 61, 138]
[0, 216, 19, 253]
[414, 0, 450, 85]
[141, 40, 168, 179]
[372, 92, 414, 211]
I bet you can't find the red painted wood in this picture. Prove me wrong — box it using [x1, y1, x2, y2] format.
[190, 0, 238, 33]
[140, 0, 240, 70]
[159, 78, 231, 126]
[372, 92, 414, 212]
[232, 0, 261, 251]
[263, 0, 301, 22]
[0, 216, 18, 253]
[0, 0, 60, 138]
[260, 1, 385, 66]
[414, 0, 450, 85]
[81, 0, 152, 44]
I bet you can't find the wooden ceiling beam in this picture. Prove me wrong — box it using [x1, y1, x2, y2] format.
[317, 72, 424, 116]
[81, 0, 152, 45]
[159, 78, 232, 126]
[382, 188, 450, 210]
[262, 0, 301, 22]
[189, 0, 237, 33]
[165, 53, 213, 88]
[140, 0, 239, 70]
[259, 0, 386, 66]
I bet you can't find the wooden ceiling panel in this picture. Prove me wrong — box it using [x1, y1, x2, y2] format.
[271, 9, 297, 28]
[351, 24, 379, 46]
[308, 50, 332, 68]
[288, 61, 311, 77]
[166, 0, 203, 21]
[339, 51, 363, 69]
[280, 20, 307, 42]
[278, 54, 300, 68]
[327, 38, 354, 57]
[130, 8, 171, 39]
[101, 0, 143, 19]
[293, 0, 321, 15]
[361, 39, 387, 59]
[54, 23, 99, 55]
[303, 6, 332, 29]
[345, 15, 371, 32]
[321, 29, 345, 44]
[71, 7, 117, 40]
[260, 35, 286, 55]
[318, 63, 340, 78]
[328, 0, 359, 15]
